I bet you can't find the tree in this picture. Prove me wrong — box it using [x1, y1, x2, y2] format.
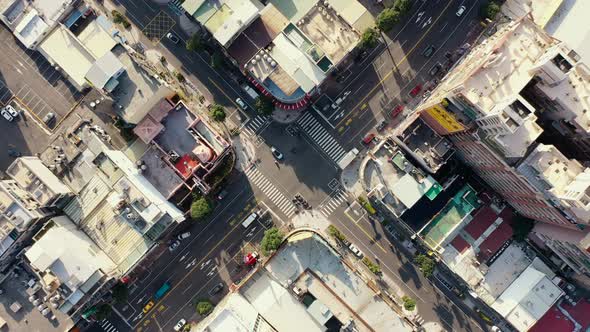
[327, 225, 346, 242]
[196, 300, 213, 315]
[480, 1, 500, 20]
[402, 296, 416, 311]
[261, 227, 284, 256]
[211, 51, 224, 69]
[393, 0, 412, 15]
[415, 254, 435, 278]
[95, 303, 112, 320]
[254, 96, 274, 115]
[208, 104, 226, 122]
[376, 8, 400, 32]
[111, 282, 129, 304]
[190, 197, 212, 220]
[186, 34, 204, 52]
[511, 216, 535, 242]
[111, 10, 131, 29]
[359, 28, 379, 50]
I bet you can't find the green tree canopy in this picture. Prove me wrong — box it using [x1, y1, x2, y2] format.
[359, 28, 379, 50]
[190, 197, 212, 220]
[208, 104, 226, 122]
[95, 304, 112, 320]
[261, 227, 284, 256]
[186, 34, 204, 52]
[415, 254, 435, 278]
[254, 96, 275, 115]
[393, 0, 412, 15]
[211, 51, 224, 69]
[402, 296, 416, 311]
[111, 282, 129, 304]
[196, 300, 213, 315]
[481, 1, 500, 20]
[376, 8, 400, 32]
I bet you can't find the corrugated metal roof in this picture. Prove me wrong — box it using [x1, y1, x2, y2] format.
[63, 176, 111, 224]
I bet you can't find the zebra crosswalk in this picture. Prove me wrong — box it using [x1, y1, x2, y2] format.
[319, 190, 350, 217]
[244, 166, 296, 217]
[242, 115, 270, 138]
[297, 112, 347, 164]
[98, 319, 119, 332]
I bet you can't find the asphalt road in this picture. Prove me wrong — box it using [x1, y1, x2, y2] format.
[94, 1, 493, 331]
[318, 0, 486, 151]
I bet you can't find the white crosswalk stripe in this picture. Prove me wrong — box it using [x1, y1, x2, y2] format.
[319, 190, 350, 217]
[242, 115, 269, 138]
[297, 112, 347, 163]
[244, 166, 295, 217]
[100, 320, 119, 332]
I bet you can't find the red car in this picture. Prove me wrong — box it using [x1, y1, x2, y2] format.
[409, 84, 422, 97]
[391, 105, 404, 118]
[362, 133, 376, 144]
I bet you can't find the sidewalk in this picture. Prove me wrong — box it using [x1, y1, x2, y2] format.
[232, 134, 257, 172]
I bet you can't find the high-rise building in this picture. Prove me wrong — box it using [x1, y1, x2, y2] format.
[416, 16, 590, 276]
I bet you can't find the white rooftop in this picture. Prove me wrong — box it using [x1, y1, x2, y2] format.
[391, 173, 436, 209]
[271, 33, 326, 93]
[545, 0, 590, 64]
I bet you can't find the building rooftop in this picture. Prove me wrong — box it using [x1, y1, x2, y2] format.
[365, 141, 441, 217]
[530, 298, 590, 332]
[25, 216, 117, 313]
[476, 244, 531, 302]
[6, 157, 72, 206]
[420, 184, 480, 250]
[464, 206, 499, 240]
[395, 117, 454, 173]
[544, 0, 590, 64]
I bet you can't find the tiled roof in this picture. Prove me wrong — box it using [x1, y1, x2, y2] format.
[477, 220, 513, 262]
[464, 206, 498, 239]
[450, 235, 471, 253]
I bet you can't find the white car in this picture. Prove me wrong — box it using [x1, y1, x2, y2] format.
[235, 97, 248, 110]
[166, 32, 180, 44]
[270, 146, 283, 160]
[177, 232, 190, 240]
[173, 318, 187, 331]
[1, 109, 13, 121]
[456, 5, 466, 17]
[348, 243, 363, 258]
[4, 105, 18, 117]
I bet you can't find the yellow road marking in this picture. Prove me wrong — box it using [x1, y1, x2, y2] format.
[335, 0, 455, 128]
[135, 202, 258, 329]
[209, 78, 239, 109]
[142, 11, 176, 46]
[343, 212, 387, 253]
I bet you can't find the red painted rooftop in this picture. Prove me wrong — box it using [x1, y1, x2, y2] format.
[450, 235, 471, 254]
[464, 206, 498, 240]
[530, 299, 590, 332]
[477, 219, 513, 263]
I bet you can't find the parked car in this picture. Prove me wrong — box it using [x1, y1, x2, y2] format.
[142, 300, 155, 313]
[42, 112, 55, 124]
[348, 243, 364, 258]
[168, 240, 181, 252]
[1, 109, 13, 121]
[173, 319, 187, 331]
[362, 133, 376, 145]
[166, 32, 180, 44]
[429, 63, 442, 76]
[235, 97, 248, 110]
[177, 232, 190, 240]
[409, 84, 423, 97]
[391, 105, 404, 118]
[209, 282, 224, 296]
[4, 105, 18, 117]
[217, 189, 228, 201]
[376, 120, 388, 132]
[456, 5, 466, 17]
[270, 146, 283, 160]
[422, 45, 436, 58]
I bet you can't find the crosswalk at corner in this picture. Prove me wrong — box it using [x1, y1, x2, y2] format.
[414, 314, 425, 326]
[99, 319, 119, 332]
[242, 115, 270, 138]
[319, 190, 350, 218]
[244, 166, 296, 218]
[297, 112, 347, 164]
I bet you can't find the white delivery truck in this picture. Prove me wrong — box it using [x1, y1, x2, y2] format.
[241, 84, 260, 100]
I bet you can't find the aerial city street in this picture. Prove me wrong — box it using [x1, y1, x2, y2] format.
[0, 0, 589, 332]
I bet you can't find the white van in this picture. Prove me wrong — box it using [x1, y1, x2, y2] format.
[241, 84, 260, 99]
[242, 212, 258, 228]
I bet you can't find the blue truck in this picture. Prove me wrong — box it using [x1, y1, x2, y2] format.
[154, 281, 171, 300]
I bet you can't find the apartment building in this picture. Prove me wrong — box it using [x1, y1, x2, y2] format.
[0, 157, 73, 272]
[417, 16, 590, 276]
[182, 0, 373, 107]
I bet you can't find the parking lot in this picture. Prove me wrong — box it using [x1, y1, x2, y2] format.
[0, 24, 86, 131]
